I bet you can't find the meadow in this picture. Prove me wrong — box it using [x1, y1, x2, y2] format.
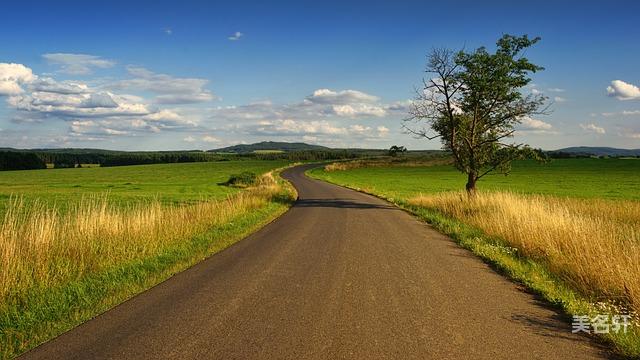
[315, 158, 640, 200]
[0, 160, 294, 358]
[0, 160, 291, 215]
[310, 157, 640, 356]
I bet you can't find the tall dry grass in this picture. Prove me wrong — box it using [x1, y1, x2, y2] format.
[409, 192, 640, 313]
[0, 172, 286, 303]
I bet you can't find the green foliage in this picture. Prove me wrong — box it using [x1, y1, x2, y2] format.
[224, 171, 258, 187]
[407, 34, 547, 192]
[0, 151, 47, 171]
[388, 145, 407, 157]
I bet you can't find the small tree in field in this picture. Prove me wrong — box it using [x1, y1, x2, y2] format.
[405, 34, 548, 195]
[388, 145, 407, 157]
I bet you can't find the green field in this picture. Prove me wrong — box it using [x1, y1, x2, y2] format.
[310, 158, 640, 200]
[0, 160, 291, 215]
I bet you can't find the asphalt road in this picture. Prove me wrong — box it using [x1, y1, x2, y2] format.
[21, 164, 612, 359]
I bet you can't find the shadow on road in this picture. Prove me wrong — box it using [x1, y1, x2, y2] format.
[295, 198, 398, 210]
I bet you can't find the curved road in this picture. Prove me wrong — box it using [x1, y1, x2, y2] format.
[21, 164, 611, 359]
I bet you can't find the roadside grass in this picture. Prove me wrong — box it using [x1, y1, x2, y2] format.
[0, 168, 296, 359]
[309, 158, 640, 357]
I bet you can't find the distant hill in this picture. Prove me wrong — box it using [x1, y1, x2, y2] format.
[552, 147, 640, 157]
[210, 141, 330, 154]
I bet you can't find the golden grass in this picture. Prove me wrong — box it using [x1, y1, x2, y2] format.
[324, 157, 452, 172]
[0, 172, 286, 303]
[409, 191, 640, 314]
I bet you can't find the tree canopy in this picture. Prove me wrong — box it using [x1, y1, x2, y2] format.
[405, 34, 548, 194]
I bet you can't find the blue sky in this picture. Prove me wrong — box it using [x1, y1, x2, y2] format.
[1, 0, 639, 150]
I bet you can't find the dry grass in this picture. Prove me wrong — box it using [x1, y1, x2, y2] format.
[409, 191, 640, 314]
[0, 172, 286, 303]
[324, 157, 452, 172]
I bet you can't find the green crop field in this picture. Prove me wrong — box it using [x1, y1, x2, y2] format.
[0, 160, 291, 215]
[310, 158, 640, 200]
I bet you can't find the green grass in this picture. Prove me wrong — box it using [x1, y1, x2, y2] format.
[310, 158, 640, 200]
[309, 157, 640, 357]
[0, 160, 290, 215]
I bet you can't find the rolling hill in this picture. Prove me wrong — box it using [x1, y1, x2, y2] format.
[210, 141, 330, 154]
[552, 147, 640, 157]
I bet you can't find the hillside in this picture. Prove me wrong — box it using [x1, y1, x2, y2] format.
[552, 147, 640, 157]
[210, 141, 330, 153]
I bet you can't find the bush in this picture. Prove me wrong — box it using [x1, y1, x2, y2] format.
[224, 172, 258, 187]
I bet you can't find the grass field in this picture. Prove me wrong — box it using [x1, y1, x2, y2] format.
[0, 160, 294, 359]
[0, 160, 290, 215]
[310, 157, 640, 357]
[313, 158, 640, 200]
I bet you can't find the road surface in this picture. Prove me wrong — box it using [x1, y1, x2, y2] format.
[21, 164, 612, 359]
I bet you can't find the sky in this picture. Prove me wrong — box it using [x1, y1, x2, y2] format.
[0, 0, 639, 151]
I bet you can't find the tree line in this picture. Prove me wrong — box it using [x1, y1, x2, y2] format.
[0, 149, 371, 171]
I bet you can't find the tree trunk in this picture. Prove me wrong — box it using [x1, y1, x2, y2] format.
[465, 173, 477, 197]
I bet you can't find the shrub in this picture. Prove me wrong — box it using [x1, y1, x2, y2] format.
[224, 171, 258, 187]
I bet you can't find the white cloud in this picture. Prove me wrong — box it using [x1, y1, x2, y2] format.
[607, 80, 640, 100]
[519, 116, 553, 130]
[331, 104, 386, 117]
[547, 88, 565, 92]
[111, 66, 215, 104]
[2, 62, 200, 141]
[580, 123, 606, 134]
[0, 63, 36, 95]
[554, 96, 567, 103]
[79, 93, 119, 108]
[183, 136, 196, 142]
[306, 88, 379, 105]
[228, 31, 243, 41]
[43, 53, 115, 75]
[602, 110, 640, 117]
[202, 135, 221, 143]
[165, 28, 173, 35]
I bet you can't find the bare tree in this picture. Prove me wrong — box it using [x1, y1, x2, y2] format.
[404, 34, 548, 195]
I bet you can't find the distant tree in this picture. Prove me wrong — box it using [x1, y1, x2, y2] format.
[388, 145, 407, 157]
[405, 34, 548, 195]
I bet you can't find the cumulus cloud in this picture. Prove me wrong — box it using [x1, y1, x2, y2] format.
[43, 53, 115, 75]
[0, 63, 36, 95]
[607, 80, 640, 100]
[202, 135, 221, 143]
[228, 31, 243, 41]
[580, 123, 606, 134]
[1, 62, 199, 140]
[111, 66, 215, 104]
[203, 88, 400, 143]
[519, 116, 553, 131]
[306, 89, 379, 105]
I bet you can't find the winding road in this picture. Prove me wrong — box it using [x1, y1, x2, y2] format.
[21, 164, 612, 359]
